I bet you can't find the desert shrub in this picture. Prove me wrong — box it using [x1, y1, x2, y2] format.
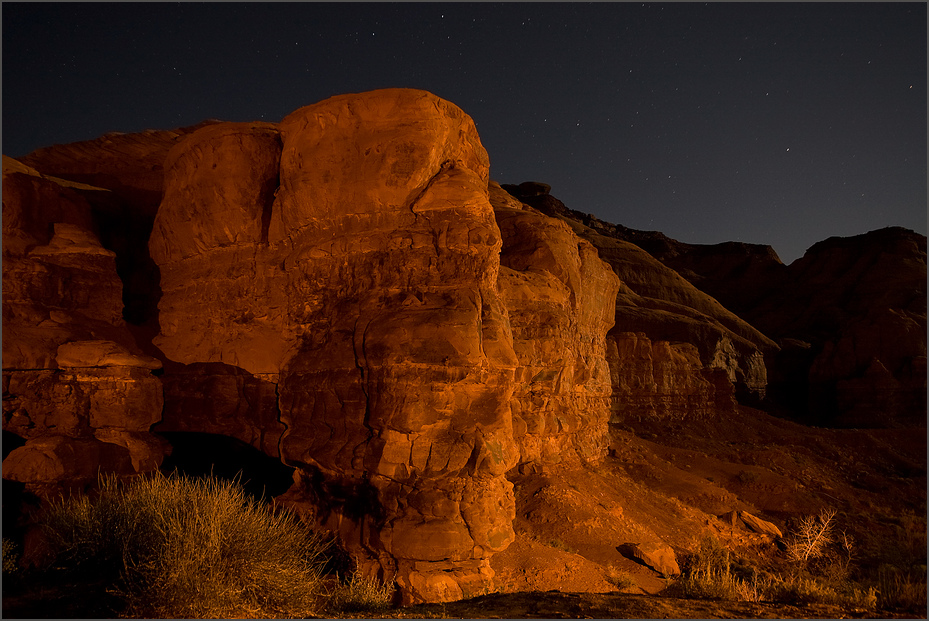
[785, 508, 836, 569]
[604, 565, 636, 591]
[327, 570, 395, 613]
[2, 538, 19, 575]
[666, 535, 744, 600]
[666, 531, 877, 611]
[41, 471, 329, 618]
[768, 574, 876, 609]
[549, 538, 575, 553]
[876, 564, 928, 612]
[882, 512, 928, 569]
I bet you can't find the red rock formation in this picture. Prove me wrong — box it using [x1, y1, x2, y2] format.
[582, 207, 927, 428]
[501, 185, 777, 406]
[2, 157, 168, 494]
[17, 122, 217, 326]
[147, 90, 520, 603]
[506, 184, 927, 428]
[609, 332, 736, 422]
[18, 122, 218, 215]
[491, 182, 621, 468]
[8, 87, 920, 608]
[499, 184, 768, 420]
[143, 91, 624, 603]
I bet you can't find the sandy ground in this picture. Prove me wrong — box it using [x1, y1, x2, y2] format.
[3, 406, 925, 619]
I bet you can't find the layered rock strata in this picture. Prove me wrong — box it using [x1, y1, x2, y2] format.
[2, 157, 168, 493]
[608, 332, 736, 422]
[500, 183, 758, 420]
[144, 90, 620, 603]
[490, 183, 620, 467]
[502, 183, 777, 406]
[528, 188, 926, 427]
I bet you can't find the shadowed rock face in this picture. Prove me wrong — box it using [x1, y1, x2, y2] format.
[501, 184, 775, 412]
[636, 226, 927, 427]
[1, 157, 168, 494]
[505, 184, 926, 427]
[762, 229, 927, 426]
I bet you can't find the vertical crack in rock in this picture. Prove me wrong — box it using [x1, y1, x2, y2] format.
[352, 315, 378, 457]
[273, 375, 287, 462]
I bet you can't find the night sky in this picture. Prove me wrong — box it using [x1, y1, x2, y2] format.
[3, 2, 926, 263]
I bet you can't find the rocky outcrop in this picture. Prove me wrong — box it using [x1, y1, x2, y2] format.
[780, 229, 927, 427]
[5, 90, 624, 605]
[658, 227, 927, 426]
[719, 510, 783, 538]
[2, 157, 168, 494]
[504, 184, 926, 427]
[490, 183, 620, 467]
[18, 122, 217, 215]
[17, 122, 216, 325]
[501, 183, 774, 415]
[609, 332, 736, 422]
[6, 87, 923, 607]
[142, 89, 621, 604]
[617, 541, 681, 577]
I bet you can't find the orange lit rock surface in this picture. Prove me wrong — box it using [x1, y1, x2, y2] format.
[491, 183, 620, 467]
[1, 157, 167, 492]
[4, 89, 925, 609]
[146, 90, 625, 603]
[148, 90, 521, 604]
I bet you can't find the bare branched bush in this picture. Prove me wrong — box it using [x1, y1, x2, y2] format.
[665, 527, 877, 612]
[785, 508, 836, 568]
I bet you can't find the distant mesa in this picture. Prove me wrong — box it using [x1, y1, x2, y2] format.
[502, 183, 926, 427]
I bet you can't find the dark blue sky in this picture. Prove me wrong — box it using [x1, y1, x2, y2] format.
[3, 2, 926, 263]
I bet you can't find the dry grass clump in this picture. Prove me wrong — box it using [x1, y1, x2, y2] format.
[2, 538, 19, 575]
[666, 534, 747, 600]
[604, 565, 636, 591]
[666, 524, 879, 612]
[326, 570, 396, 613]
[877, 564, 927, 612]
[41, 472, 329, 618]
